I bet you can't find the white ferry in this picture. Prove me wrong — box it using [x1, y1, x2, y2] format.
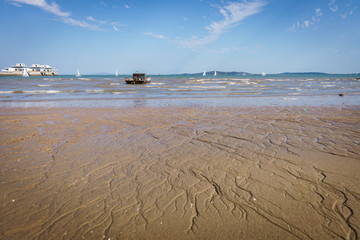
[0, 63, 58, 76]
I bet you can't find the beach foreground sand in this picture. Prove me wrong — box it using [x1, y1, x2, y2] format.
[1, 106, 359, 239]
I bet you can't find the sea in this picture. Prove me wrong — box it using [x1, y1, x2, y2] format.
[0, 74, 359, 108]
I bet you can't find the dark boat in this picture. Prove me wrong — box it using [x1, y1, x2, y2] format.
[125, 73, 151, 84]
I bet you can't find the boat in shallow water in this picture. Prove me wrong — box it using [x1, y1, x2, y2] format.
[125, 73, 151, 84]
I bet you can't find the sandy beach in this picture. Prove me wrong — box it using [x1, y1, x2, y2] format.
[1, 106, 360, 239]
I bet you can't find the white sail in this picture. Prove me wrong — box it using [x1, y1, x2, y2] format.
[262, 72, 266, 76]
[76, 69, 81, 77]
[23, 68, 29, 77]
[203, 71, 206, 76]
[115, 70, 118, 76]
[214, 71, 217, 76]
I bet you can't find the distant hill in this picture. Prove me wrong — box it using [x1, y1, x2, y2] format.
[280, 72, 328, 75]
[183, 71, 251, 76]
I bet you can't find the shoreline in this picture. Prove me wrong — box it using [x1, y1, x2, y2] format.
[1, 106, 359, 239]
[1, 93, 359, 109]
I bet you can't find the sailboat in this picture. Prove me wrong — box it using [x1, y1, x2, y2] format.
[23, 68, 29, 77]
[115, 70, 118, 76]
[76, 69, 81, 77]
[261, 72, 266, 76]
[203, 71, 206, 76]
[214, 71, 217, 76]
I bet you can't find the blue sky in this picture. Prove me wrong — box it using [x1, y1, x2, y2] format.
[0, 0, 359, 74]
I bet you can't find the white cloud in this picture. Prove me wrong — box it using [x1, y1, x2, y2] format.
[289, 8, 322, 32]
[9, 0, 70, 17]
[87, 16, 96, 22]
[61, 17, 99, 30]
[329, 0, 357, 19]
[340, 6, 357, 19]
[143, 31, 167, 40]
[124, 4, 130, 9]
[178, 0, 266, 48]
[315, 8, 322, 17]
[303, 20, 311, 28]
[329, 0, 338, 12]
[7, 0, 124, 31]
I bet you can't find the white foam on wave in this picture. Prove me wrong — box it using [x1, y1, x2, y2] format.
[23, 90, 62, 94]
[168, 88, 189, 91]
[178, 85, 227, 89]
[86, 89, 105, 93]
[112, 91, 137, 94]
[282, 97, 298, 100]
[150, 82, 165, 85]
[110, 83, 121, 85]
[37, 84, 51, 87]
[321, 85, 336, 88]
[288, 87, 302, 91]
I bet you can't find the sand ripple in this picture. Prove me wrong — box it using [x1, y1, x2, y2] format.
[0, 106, 359, 239]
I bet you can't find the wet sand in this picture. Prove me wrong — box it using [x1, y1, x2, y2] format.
[1, 106, 360, 239]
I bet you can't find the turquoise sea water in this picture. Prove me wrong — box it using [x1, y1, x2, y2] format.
[0, 74, 359, 107]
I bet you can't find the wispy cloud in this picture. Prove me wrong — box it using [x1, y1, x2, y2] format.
[61, 17, 99, 30]
[330, 0, 357, 19]
[143, 31, 167, 40]
[7, 0, 125, 31]
[177, 0, 266, 48]
[288, 8, 322, 32]
[9, 0, 70, 17]
[329, 0, 338, 12]
[339, 6, 357, 19]
[289, 0, 357, 32]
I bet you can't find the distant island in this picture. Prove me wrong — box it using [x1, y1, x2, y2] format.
[182, 71, 333, 76]
[84, 71, 357, 76]
[184, 71, 250, 76]
[279, 72, 329, 75]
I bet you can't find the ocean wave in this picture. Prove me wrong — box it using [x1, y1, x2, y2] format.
[288, 87, 302, 91]
[85, 89, 107, 93]
[282, 97, 298, 100]
[112, 91, 137, 94]
[2, 90, 64, 94]
[178, 86, 227, 89]
[150, 82, 165, 85]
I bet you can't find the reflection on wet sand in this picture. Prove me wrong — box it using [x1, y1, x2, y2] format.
[0, 106, 359, 239]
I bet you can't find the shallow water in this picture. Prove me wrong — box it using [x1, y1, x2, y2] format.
[0, 74, 359, 107]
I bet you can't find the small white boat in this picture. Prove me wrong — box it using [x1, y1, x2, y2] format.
[214, 71, 217, 76]
[262, 72, 266, 76]
[115, 70, 118, 76]
[203, 71, 206, 76]
[23, 68, 29, 77]
[76, 69, 81, 77]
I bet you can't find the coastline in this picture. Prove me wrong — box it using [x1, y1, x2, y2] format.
[1, 105, 359, 239]
[1, 93, 359, 109]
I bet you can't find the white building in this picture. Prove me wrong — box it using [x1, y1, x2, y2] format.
[1, 63, 58, 76]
